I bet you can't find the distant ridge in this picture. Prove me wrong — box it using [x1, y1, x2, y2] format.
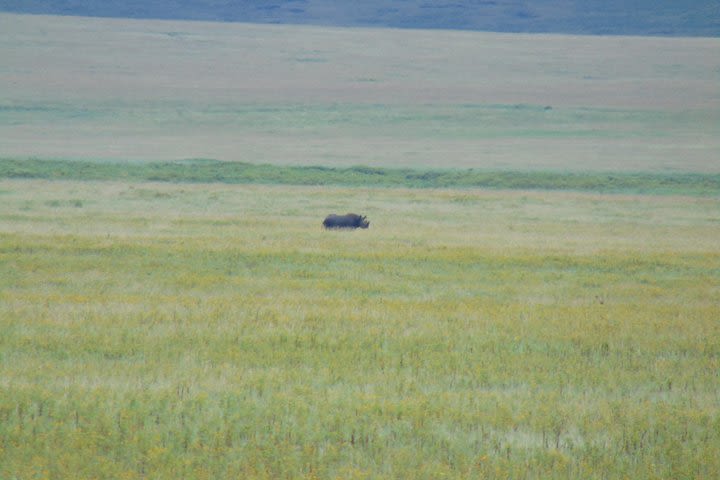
[0, 0, 718, 36]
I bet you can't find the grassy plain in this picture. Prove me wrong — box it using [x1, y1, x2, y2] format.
[1, 157, 719, 195]
[1, 11, 719, 480]
[1, 178, 719, 478]
[1, 13, 719, 172]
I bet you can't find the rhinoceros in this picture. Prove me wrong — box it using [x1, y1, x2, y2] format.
[322, 213, 370, 229]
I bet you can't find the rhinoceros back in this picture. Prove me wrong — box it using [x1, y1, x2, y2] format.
[323, 213, 369, 229]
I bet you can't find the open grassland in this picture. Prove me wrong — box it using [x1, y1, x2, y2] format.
[2, 157, 719, 196]
[1, 11, 718, 479]
[1, 13, 719, 172]
[1, 178, 719, 479]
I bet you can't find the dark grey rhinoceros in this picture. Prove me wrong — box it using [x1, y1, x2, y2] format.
[322, 213, 370, 229]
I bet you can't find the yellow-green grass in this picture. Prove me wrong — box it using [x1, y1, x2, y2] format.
[1, 179, 719, 479]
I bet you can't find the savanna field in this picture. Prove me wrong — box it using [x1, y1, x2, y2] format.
[1, 12, 720, 480]
[1, 178, 718, 479]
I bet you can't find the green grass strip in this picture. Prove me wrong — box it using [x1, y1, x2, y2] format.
[1, 157, 718, 196]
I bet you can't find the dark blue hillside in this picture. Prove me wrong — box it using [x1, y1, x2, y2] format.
[1, 0, 718, 36]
